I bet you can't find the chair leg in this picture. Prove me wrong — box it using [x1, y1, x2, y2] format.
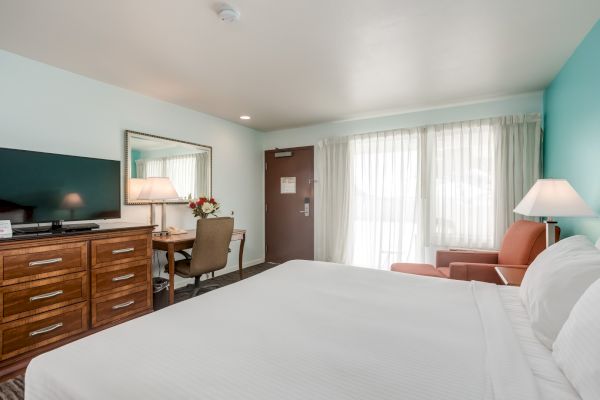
[194, 276, 200, 288]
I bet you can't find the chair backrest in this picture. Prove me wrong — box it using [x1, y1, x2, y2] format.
[498, 220, 560, 265]
[189, 217, 234, 276]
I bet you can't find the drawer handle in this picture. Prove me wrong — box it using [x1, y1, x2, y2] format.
[29, 257, 63, 267]
[29, 322, 63, 337]
[112, 247, 135, 255]
[29, 290, 64, 302]
[112, 300, 135, 310]
[112, 273, 135, 282]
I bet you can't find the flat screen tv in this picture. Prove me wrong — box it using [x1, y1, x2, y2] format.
[0, 148, 121, 227]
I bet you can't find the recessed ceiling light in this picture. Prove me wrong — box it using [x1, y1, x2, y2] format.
[240, 115, 251, 120]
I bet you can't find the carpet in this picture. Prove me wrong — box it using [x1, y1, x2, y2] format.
[0, 262, 278, 400]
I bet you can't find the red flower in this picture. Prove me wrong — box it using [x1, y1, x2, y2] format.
[188, 202, 195, 209]
[210, 197, 216, 204]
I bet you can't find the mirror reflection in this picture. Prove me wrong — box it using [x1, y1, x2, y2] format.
[125, 131, 211, 204]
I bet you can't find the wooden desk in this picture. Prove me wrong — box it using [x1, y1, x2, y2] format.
[152, 229, 246, 305]
[495, 266, 526, 287]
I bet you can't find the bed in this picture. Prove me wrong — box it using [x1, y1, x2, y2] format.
[24, 260, 580, 400]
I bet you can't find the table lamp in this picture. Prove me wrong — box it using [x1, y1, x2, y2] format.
[137, 177, 179, 235]
[514, 179, 596, 247]
[61, 192, 84, 220]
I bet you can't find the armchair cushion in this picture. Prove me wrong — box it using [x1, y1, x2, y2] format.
[390, 263, 445, 278]
[436, 250, 499, 270]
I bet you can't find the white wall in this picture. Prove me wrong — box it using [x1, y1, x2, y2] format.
[0, 50, 265, 286]
[0, 48, 545, 289]
[263, 92, 543, 149]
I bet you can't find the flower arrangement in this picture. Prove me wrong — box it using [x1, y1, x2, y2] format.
[189, 196, 220, 219]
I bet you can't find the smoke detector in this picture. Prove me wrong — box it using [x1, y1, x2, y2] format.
[217, 5, 240, 23]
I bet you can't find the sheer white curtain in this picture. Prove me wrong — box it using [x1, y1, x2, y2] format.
[316, 129, 426, 269]
[196, 152, 211, 197]
[427, 115, 541, 249]
[315, 114, 541, 269]
[493, 115, 542, 244]
[348, 129, 427, 268]
[427, 120, 497, 249]
[315, 137, 351, 263]
[135, 154, 204, 199]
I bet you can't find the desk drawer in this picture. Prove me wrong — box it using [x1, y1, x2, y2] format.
[0, 272, 88, 323]
[91, 260, 151, 298]
[0, 242, 87, 286]
[91, 235, 151, 267]
[91, 285, 150, 328]
[0, 303, 88, 360]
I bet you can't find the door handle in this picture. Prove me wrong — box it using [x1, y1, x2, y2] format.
[299, 202, 310, 217]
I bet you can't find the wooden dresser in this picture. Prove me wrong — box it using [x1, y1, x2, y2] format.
[0, 224, 154, 379]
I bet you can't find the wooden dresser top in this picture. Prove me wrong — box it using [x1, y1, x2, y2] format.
[0, 223, 155, 246]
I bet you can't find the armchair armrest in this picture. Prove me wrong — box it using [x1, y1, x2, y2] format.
[176, 250, 192, 260]
[436, 249, 499, 270]
[165, 250, 192, 262]
[449, 262, 527, 284]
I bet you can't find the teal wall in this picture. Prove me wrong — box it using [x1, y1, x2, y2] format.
[544, 21, 600, 239]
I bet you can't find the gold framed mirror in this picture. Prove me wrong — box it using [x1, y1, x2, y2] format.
[124, 130, 212, 205]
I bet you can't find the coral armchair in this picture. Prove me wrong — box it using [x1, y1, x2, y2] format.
[391, 220, 559, 284]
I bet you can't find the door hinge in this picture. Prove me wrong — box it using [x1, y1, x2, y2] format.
[265, 162, 267, 171]
[265, 244, 268, 254]
[265, 203, 268, 213]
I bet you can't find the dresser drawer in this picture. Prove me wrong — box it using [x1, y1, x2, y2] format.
[91, 260, 151, 298]
[91, 285, 151, 328]
[0, 303, 88, 360]
[0, 242, 87, 286]
[91, 235, 151, 267]
[0, 272, 88, 323]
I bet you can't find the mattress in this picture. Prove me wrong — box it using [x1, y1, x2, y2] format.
[26, 261, 543, 400]
[498, 286, 580, 400]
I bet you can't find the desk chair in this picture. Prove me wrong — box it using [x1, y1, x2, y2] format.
[168, 217, 234, 296]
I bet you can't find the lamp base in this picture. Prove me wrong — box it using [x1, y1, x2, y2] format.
[545, 220, 558, 248]
[149, 202, 170, 236]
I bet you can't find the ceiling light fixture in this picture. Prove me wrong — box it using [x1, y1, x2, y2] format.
[217, 5, 240, 23]
[240, 115, 251, 120]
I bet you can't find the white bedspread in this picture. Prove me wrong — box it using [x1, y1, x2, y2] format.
[25, 260, 540, 400]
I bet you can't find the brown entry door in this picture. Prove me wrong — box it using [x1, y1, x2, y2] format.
[265, 146, 314, 263]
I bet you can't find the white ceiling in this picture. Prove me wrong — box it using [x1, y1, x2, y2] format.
[0, 1, 598, 132]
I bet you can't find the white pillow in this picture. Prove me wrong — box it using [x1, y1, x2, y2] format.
[553, 278, 600, 400]
[520, 235, 600, 349]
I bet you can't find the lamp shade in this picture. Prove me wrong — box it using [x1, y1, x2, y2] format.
[61, 192, 84, 209]
[137, 177, 179, 201]
[514, 179, 596, 217]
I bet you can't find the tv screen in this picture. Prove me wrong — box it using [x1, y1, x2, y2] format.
[0, 148, 121, 225]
